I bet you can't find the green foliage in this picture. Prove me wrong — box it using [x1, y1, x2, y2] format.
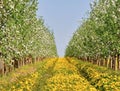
[65, 0, 120, 60]
[0, 0, 57, 64]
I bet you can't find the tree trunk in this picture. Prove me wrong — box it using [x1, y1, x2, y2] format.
[119, 55, 120, 70]
[97, 59, 99, 65]
[107, 56, 110, 68]
[103, 59, 106, 66]
[14, 60, 19, 68]
[110, 58, 113, 69]
[98, 59, 101, 66]
[115, 55, 118, 71]
[0, 61, 4, 76]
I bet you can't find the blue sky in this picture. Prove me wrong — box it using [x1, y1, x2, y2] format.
[37, 0, 94, 57]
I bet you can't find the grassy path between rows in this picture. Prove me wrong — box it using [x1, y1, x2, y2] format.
[0, 57, 120, 91]
[33, 58, 58, 91]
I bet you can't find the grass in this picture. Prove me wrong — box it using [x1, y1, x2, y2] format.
[0, 60, 46, 90]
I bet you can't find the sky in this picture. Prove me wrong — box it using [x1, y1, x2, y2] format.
[37, 0, 94, 57]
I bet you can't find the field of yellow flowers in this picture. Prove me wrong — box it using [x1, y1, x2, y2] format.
[0, 57, 120, 91]
[43, 58, 96, 91]
[67, 58, 120, 91]
[0, 58, 58, 91]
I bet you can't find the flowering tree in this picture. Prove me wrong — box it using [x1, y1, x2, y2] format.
[0, 0, 57, 70]
[65, 0, 120, 70]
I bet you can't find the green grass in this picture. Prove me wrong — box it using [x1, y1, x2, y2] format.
[0, 60, 45, 86]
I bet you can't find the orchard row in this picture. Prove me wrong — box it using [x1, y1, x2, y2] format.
[0, 0, 57, 75]
[66, 0, 120, 70]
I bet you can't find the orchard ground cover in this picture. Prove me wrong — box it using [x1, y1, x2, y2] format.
[0, 57, 120, 91]
[67, 58, 120, 91]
